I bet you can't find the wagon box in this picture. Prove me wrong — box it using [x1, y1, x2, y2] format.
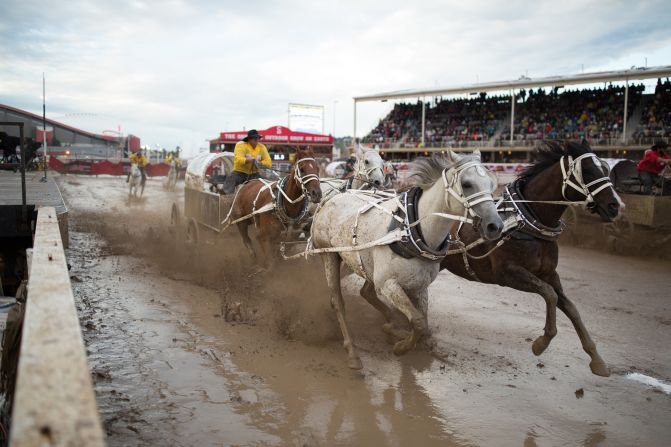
[620, 194, 671, 227]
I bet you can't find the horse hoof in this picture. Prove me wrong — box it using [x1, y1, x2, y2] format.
[590, 359, 611, 377]
[348, 356, 363, 370]
[532, 336, 549, 356]
[393, 338, 415, 356]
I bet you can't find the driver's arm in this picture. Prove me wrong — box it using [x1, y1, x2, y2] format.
[259, 146, 272, 168]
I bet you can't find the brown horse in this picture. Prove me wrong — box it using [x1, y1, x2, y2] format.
[441, 140, 623, 377]
[232, 147, 322, 267]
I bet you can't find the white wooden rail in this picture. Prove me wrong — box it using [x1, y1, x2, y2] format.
[10, 207, 105, 447]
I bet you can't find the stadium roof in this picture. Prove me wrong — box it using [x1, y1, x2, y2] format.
[353, 65, 671, 102]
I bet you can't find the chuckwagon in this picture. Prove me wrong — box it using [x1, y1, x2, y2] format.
[561, 159, 671, 251]
[170, 151, 280, 244]
[170, 151, 235, 244]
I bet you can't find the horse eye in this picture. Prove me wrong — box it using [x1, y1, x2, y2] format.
[462, 181, 472, 189]
[365, 160, 370, 165]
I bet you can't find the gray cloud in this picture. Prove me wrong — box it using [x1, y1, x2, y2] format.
[1, 0, 670, 155]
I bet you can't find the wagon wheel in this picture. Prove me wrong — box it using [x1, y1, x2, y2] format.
[185, 218, 200, 245]
[602, 216, 634, 253]
[602, 216, 634, 239]
[560, 207, 579, 244]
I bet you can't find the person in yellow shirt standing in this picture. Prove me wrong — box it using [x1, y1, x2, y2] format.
[225, 129, 272, 193]
[127, 150, 148, 183]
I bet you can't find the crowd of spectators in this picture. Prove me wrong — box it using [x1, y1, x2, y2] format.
[364, 81, 671, 147]
[633, 78, 671, 144]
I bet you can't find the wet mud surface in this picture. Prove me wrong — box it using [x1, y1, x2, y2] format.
[58, 174, 671, 446]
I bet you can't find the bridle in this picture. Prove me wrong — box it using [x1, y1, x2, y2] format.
[354, 155, 384, 185]
[292, 157, 320, 199]
[560, 153, 612, 204]
[442, 159, 497, 221]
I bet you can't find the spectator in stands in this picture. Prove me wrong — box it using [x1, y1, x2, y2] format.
[637, 141, 671, 194]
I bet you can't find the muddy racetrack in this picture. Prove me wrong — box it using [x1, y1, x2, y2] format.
[58, 174, 671, 446]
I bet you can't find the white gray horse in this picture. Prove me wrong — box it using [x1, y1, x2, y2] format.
[129, 164, 145, 201]
[320, 146, 386, 201]
[311, 150, 504, 369]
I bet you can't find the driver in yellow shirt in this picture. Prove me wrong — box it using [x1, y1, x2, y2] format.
[127, 150, 148, 183]
[225, 129, 272, 193]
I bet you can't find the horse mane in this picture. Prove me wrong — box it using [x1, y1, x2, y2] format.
[518, 140, 592, 180]
[410, 154, 478, 190]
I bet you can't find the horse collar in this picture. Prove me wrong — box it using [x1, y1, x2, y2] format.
[388, 187, 453, 261]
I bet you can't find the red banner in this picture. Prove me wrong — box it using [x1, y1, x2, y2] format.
[49, 158, 184, 178]
[220, 125, 333, 145]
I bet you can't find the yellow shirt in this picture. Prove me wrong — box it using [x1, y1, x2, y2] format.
[130, 153, 148, 167]
[166, 155, 181, 167]
[233, 141, 272, 174]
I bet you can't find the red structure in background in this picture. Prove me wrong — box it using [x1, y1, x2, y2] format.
[49, 158, 183, 177]
[127, 135, 141, 152]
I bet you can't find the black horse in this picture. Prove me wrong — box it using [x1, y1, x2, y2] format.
[440, 140, 622, 376]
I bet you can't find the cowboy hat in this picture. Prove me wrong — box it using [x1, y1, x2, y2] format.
[243, 129, 263, 142]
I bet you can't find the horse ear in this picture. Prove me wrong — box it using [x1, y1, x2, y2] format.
[355, 144, 365, 157]
[472, 149, 482, 160]
[446, 149, 462, 163]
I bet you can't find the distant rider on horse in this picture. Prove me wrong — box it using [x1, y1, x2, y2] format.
[224, 129, 272, 193]
[166, 152, 181, 168]
[128, 150, 148, 183]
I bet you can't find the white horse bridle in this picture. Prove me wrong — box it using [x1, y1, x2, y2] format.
[442, 159, 496, 218]
[560, 153, 612, 204]
[354, 154, 384, 184]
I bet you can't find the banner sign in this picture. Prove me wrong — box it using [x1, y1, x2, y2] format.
[219, 126, 333, 145]
[288, 104, 324, 134]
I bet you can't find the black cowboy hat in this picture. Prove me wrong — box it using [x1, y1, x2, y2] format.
[243, 129, 263, 142]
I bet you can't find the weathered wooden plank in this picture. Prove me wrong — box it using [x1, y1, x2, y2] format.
[10, 207, 105, 447]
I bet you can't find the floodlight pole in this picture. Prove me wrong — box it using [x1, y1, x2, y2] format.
[622, 81, 629, 144]
[41, 73, 48, 182]
[421, 98, 426, 147]
[510, 89, 515, 146]
[353, 100, 357, 149]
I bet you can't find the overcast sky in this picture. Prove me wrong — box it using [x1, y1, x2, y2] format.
[1, 0, 671, 156]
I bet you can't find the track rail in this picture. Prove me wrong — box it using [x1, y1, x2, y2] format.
[10, 207, 105, 447]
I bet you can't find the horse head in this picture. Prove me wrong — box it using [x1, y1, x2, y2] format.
[355, 145, 385, 188]
[294, 147, 322, 203]
[444, 149, 503, 240]
[561, 140, 623, 222]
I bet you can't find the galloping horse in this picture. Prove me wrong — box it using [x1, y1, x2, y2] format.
[129, 164, 145, 200]
[320, 146, 386, 201]
[232, 147, 322, 267]
[312, 151, 504, 369]
[440, 140, 623, 376]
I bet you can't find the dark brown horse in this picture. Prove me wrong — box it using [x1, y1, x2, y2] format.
[441, 140, 623, 376]
[232, 147, 322, 267]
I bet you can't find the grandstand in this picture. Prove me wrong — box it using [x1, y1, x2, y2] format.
[354, 66, 671, 161]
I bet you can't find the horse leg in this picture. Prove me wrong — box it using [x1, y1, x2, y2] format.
[236, 222, 258, 262]
[359, 280, 408, 341]
[378, 279, 426, 355]
[546, 272, 610, 377]
[323, 253, 362, 369]
[499, 265, 558, 356]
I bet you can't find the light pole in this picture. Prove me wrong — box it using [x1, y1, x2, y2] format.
[333, 100, 338, 137]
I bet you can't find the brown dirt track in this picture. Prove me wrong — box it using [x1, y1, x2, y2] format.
[57, 174, 671, 447]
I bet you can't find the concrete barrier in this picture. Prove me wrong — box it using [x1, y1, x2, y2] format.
[10, 207, 105, 447]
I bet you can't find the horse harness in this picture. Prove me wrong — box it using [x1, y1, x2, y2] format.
[352, 159, 496, 263]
